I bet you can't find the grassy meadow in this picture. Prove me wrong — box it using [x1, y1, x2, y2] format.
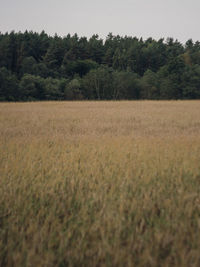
[1, 101, 200, 266]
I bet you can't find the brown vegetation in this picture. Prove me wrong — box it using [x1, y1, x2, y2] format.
[1, 101, 200, 266]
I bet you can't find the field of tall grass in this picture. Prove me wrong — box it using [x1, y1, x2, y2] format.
[1, 101, 200, 266]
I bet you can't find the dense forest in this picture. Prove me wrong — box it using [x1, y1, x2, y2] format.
[0, 31, 200, 101]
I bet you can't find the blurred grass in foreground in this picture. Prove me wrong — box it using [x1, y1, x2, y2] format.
[0, 101, 200, 266]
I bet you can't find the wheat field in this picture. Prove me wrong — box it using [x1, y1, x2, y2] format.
[0, 101, 200, 267]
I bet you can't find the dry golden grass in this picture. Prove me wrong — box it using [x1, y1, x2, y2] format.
[0, 101, 200, 266]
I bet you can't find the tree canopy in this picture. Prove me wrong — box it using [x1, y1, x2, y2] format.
[0, 31, 200, 101]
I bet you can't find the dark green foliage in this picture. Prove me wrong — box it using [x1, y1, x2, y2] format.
[19, 74, 45, 100]
[140, 70, 159, 99]
[82, 66, 114, 100]
[0, 31, 200, 101]
[0, 67, 19, 101]
[64, 78, 83, 100]
[112, 71, 140, 99]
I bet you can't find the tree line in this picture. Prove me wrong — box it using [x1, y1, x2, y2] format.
[1, 31, 200, 101]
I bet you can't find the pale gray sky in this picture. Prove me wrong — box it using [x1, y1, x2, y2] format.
[0, 0, 199, 43]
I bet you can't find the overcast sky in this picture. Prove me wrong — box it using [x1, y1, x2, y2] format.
[0, 0, 199, 43]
